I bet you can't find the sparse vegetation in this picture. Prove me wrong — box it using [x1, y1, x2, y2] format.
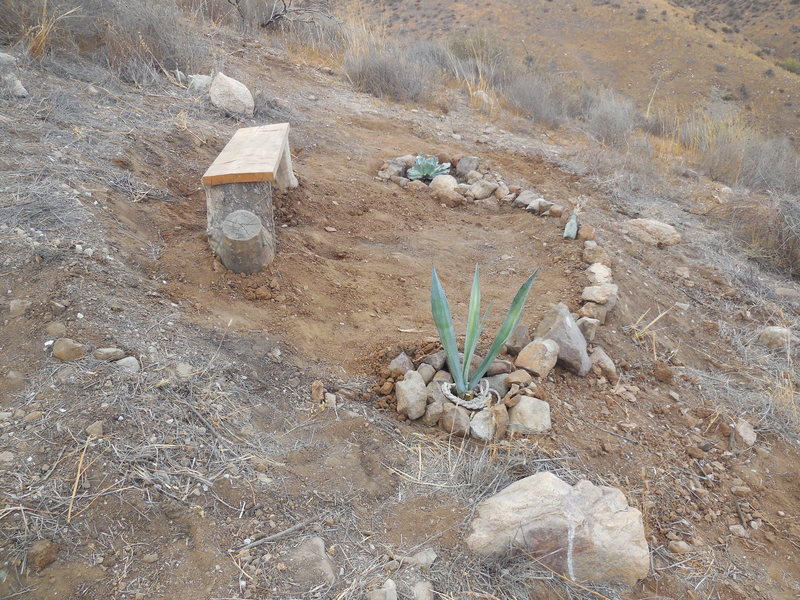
[1, 0, 208, 85]
[344, 41, 430, 102]
[780, 57, 800, 74]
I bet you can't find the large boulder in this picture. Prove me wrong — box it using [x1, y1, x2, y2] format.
[625, 219, 681, 247]
[209, 72, 254, 117]
[466, 472, 650, 587]
[535, 303, 591, 376]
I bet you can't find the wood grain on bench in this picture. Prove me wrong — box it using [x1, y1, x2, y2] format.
[202, 123, 290, 186]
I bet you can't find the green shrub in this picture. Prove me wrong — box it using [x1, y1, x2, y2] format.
[780, 57, 800, 74]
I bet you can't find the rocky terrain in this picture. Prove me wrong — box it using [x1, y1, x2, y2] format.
[1, 3, 799, 600]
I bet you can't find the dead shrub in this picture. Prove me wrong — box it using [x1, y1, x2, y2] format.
[504, 72, 566, 127]
[716, 195, 800, 277]
[447, 27, 516, 88]
[680, 111, 800, 194]
[580, 87, 638, 146]
[344, 42, 430, 102]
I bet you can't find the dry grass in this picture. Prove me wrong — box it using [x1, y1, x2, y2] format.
[344, 41, 430, 103]
[1, 0, 208, 86]
[579, 88, 638, 147]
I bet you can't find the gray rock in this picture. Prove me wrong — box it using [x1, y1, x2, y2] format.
[93, 348, 125, 361]
[578, 302, 608, 325]
[470, 179, 499, 200]
[406, 549, 437, 569]
[420, 400, 443, 427]
[2, 73, 28, 98]
[391, 175, 410, 188]
[3, 370, 25, 392]
[85, 420, 104, 437]
[396, 370, 428, 420]
[413, 581, 434, 600]
[625, 218, 681, 246]
[421, 350, 446, 371]
[505, 324, 531, 355]
[188, 74, 212, 93]
[389, 352, 415, 377]
[586, 264, 613, 286]
[470, 409, 496, 441]
[0, 52, 17, 68]
[379, 159, 408, 180]
[287, 536, 337, 587]
[576, 317, 600, 341]
[209, 72, 254, 117]
[432, 370, 453, 383]
[440, 403, 470, 436]
[486, 359, 513, 376]
[114, 356, 140, 373]
[734, 418, 757, 447]
[514, 339, 559, 378]
[535, 303, 591, 376]
[456, 155, 480, 177]
[46, 321, 67, 336]
[466, 170, 483, 185]
[367, 579, 397, 600]
[583, 244, 611, 265]
[526, 198, 554, 214]
[417, 363, 436, 384]
[466, 472, 649, 586]
[508, 397, 551, 434]
[429, 174, 458, 194]
[426, 381, 447, 405]
[756, 326, 793, 349]
[581, 284, 619, 308]
[52, 338, 87, 362]
[9, 299, 31, 317]
[512, 190, 538, 208]
[485, 373, 509, 398]
[590, 347, 618, 383]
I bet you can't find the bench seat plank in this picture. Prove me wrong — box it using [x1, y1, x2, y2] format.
[202, 123, 290, 186]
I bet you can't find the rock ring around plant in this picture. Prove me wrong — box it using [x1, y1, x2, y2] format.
[441, 379, 499, 410]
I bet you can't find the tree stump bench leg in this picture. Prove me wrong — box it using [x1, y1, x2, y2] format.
[204, 181, 275, 273]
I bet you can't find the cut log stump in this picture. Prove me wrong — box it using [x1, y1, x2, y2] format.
[202, 123, 297, 274]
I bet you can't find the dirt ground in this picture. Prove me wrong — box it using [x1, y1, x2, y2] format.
[1, 27, 800, 600]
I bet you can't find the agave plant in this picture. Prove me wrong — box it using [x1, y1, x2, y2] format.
[431, 265, 538, 399]
[407, 153, 451, 181]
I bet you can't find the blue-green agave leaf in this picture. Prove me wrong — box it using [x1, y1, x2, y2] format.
[467, 270, 539, 389]
[461, 265, 482, 384]
[431, 267, 467, 395]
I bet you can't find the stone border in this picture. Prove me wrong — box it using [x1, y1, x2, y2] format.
[375, 153, 621, 442]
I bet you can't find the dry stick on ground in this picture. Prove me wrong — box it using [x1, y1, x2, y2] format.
[232, 514, 323, 551]
[66, 437, 91, 523]
[575, 415, 639, 444]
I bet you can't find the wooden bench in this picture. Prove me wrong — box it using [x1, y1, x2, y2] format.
[202, 123, 298, 274]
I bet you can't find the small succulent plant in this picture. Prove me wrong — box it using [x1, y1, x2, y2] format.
[407, 153, 451, 181]
[431, 265, 538, 399]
